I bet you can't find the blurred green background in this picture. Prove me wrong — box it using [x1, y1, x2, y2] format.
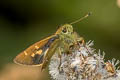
[0, 0, 120, 79]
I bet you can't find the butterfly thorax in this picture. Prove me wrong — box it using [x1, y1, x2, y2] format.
[55, 24, 77, 52]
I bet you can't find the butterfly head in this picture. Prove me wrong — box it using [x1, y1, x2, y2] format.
[55, 24, 73, 35]
[55, 24, 76, 44]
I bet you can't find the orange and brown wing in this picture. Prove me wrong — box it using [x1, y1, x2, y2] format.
[14, 35, 59, 66]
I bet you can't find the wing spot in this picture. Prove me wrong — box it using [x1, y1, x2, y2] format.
[36, 49, 43, 55]
[31, 53, 35, 57]
[35, 46, 39, 49]
[24, 51, 28, 56]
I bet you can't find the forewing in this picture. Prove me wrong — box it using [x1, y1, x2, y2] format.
[14, 35, 58, 66]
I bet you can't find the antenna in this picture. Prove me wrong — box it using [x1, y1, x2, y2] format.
[70, 12, 92, 25]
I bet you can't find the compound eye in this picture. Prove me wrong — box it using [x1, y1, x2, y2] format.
[62, 28, 67, 33]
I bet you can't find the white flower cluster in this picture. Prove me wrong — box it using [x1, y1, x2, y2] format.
[49, 41, 120, 80]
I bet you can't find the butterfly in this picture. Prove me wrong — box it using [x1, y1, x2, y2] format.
[14, 13, 91, 71]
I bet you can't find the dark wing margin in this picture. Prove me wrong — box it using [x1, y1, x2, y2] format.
[32, 35, 59, 65]
[14, 35, 59, 66]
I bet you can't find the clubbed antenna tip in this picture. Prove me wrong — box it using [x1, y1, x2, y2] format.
[88, 12, 92, 16]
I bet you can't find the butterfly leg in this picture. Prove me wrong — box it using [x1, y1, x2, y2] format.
[40, 57, 49, 72]
[77, 37, 92, 54]
[58, 47, 62, 72]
